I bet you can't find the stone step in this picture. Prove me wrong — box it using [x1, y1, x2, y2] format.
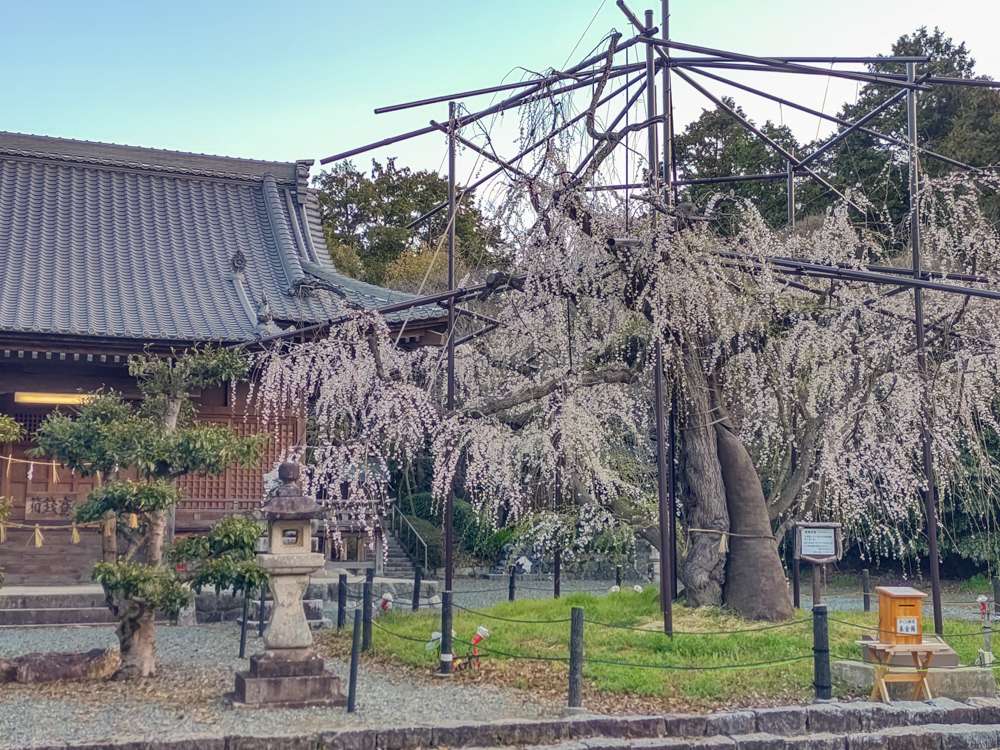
[0, 592, 107, 610]
[0, 606, 117, 627]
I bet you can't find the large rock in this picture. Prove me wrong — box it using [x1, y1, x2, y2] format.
[0, 647, 119, 683]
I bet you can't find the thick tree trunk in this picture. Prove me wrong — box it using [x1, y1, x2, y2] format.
[163, 397, 182, 543]
[678, 359, 729, 608]
[714, 414, 794, 621]
[111, 597, 156, 679]
[146, 510, 168, 567]
[101, 511, 117, 564]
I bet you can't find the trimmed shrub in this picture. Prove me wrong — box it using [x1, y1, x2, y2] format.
[403, 515, 443, 570]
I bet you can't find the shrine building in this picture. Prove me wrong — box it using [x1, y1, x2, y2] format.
[0, 131, 445, 584]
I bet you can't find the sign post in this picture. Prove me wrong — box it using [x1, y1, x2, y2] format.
[794, 522, 842, 607]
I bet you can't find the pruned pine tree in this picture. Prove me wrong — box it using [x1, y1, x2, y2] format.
[32, 347, 268, 679]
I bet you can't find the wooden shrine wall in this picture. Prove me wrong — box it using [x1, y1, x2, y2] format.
[0, 365, 302, 583]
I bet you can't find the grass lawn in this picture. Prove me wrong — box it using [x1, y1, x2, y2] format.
[315, 587, 996, 713]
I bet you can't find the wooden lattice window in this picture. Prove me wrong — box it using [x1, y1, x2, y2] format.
[178, 417, 297, 502]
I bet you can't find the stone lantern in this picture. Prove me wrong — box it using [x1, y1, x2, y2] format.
[232, 462, 346, 708]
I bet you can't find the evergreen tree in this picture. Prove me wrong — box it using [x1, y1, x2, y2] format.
[314, 158, 501, 286]
[674, 98, 800, 231]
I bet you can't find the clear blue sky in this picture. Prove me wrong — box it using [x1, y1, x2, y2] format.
[1, 0, 997, 177]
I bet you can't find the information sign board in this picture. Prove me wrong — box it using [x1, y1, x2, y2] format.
[794, 522, 843, 564]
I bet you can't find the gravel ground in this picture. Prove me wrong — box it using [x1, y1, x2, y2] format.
[0, 618, 555, 748]
[4, 578, 975, 747]
[0, 578, 626, 747]
[799, 590, 986, 620]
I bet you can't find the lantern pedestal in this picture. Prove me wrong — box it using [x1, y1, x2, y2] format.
[230, 463, 346, 710]
[234, 648, 346, 709]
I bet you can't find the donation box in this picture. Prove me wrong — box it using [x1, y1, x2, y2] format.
[876, 586, 926, 645]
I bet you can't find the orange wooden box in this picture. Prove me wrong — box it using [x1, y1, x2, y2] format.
[876, 586, 926, 644]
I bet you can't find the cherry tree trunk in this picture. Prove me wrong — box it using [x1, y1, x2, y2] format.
[678, 360, 729, 607]
[714, 416, 794, 621]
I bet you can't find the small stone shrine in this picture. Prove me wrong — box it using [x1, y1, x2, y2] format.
[231, 462, 346, 708]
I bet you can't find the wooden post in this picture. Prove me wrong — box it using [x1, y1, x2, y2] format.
[509, 569, 516, 602]
[812, 563, 822, 607]
[615, 564, 622, 589]
[338, 574, 348, 630]
[554, 549, 561, 599]
[568, 607, 584, 712]
[412, 566, 422, 612]
[813, 604, 831, 701]
[257, 585, 267, 637]
[348, 608, 361, 712]
[238, 592, 249, 659]
[793, 560, 801, 609]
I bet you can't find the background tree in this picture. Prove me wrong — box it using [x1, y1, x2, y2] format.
[673, 29, 999, 236]
[675, 98, 799, 230]
[314, 158, 502, 287]
[32, 348, 267, 678]
[805, 27, 1000, 229]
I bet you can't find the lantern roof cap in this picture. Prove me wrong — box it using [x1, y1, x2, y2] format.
[260, 462, 328, 520]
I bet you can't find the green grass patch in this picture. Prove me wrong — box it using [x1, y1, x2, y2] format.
[317, 588, 997, 710]
[954, 573, 993, 594]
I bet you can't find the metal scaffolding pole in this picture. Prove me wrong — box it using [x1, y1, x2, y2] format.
[661, 0, 678, 607]
[439, 101, 457, 676]
[645, 10, 658, 195]
[644, 6, 671, 636]
[787, 160, 795, 229]
[907, 63, 943, 635]
[661, 0, 672, 206]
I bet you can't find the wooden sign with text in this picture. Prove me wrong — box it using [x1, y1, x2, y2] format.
[24, 493, 80, 521]
[793, 521, 843, 564]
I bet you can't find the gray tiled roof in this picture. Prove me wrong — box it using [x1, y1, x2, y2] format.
[0, 132, 442, 343]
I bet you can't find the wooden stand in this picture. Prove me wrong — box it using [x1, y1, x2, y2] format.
[857, 641, 952, 702]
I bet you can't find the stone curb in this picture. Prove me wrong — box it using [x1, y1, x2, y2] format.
[8, 698, 1000, 750]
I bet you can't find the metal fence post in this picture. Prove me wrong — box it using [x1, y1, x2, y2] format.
[567, 606, 584, 713]
[554, 549, 561, 599]
[362, 568, 373, 652]
[338, 574, 348, 630]
[813, 604, 831, 701]
[509, 569, 516, 602]
[412, 566, 422, 612]
[348, 608, 361, 712]
[862, 569, 871, 612]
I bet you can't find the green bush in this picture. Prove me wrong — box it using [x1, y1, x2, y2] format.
[403, 515, 443, 570]
[403, 492, 438, 522]
[400, 493, 509, 565]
